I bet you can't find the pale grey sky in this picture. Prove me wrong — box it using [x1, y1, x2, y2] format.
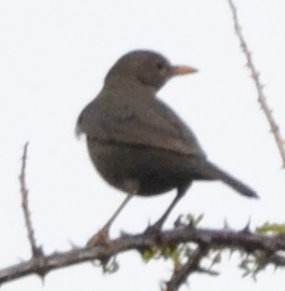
[0, 0, 284, 290]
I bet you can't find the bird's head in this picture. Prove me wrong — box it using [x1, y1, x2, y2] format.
[105, 50, 198, 92]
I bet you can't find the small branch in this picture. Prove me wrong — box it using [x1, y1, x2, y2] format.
[227, 0, 285, 168]
[267, 253, 285, 267]
[196, 266, 219, 276]
[0, 226, 285, 286]
[165, 245, 209, 291]
[19, 142, 42, 257]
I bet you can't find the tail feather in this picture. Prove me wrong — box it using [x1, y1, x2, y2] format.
[202, 162, 258, 198]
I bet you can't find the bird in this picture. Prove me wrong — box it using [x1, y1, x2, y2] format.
[76, 50, 258, 246]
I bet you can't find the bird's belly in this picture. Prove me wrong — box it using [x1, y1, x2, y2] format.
[87, 138, 191, 196]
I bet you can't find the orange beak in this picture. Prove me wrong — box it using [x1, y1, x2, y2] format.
[171, 65, 198, 76]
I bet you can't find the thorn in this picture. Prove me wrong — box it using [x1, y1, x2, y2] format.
[40, 273, 46, 286]
[188, 219, 195, 229]
[197, 266, 219, 276]
[100, 256, 112, 272]
[120, 230, 131, 238]
[241, 219, 251, 234]
[37, 269, 48, 286]
[68, 240, 80, 250]
[174, 215, 183, 227]
[223, 219, 230, 230]
[228, 248, 235, 259]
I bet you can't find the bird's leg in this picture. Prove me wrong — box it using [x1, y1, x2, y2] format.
[145, 193, 182, 234]
[87, 179, 138, 247]
[86, 194, 134, 247]
[145, 184, 190, 235]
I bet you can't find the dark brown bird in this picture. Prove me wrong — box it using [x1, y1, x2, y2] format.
[76, 50, 258, 245]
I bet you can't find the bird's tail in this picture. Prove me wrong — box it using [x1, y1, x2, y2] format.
[201, 161, 258, 198]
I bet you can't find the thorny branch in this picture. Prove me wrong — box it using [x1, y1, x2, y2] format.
[227, 0, 285, 168]
[19, 142, 42, 257]
[0, 225, 285, 286]
[165, 245, 210, 291]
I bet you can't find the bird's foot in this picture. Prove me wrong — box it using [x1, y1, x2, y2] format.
[144, 220, 163, 237]
[86, 227, 112, 248]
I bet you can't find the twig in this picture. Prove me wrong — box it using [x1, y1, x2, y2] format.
[165, 245, 209, 291]
[267, 253, 285, 267]
[0, 226, 285, 285]
[196, 266, 219, 276]
[19, 142, 42, 257]
[227, 0, 285, 168]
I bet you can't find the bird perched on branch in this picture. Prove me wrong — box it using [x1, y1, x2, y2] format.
[76, 50, 258, 246]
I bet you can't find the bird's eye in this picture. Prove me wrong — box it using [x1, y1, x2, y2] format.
[156, 62, 164, 70]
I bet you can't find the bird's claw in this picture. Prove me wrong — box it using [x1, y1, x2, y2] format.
[144, 221, 163, 237]
[86, 227, 112, 248]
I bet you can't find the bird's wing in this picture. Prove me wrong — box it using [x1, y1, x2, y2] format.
[77, 93, 206, 158]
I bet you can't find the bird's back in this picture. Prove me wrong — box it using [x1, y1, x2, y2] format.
[77, 84, 206, 159]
